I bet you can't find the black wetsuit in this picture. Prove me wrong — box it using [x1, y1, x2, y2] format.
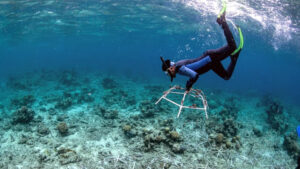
[173, 20, 241, 90]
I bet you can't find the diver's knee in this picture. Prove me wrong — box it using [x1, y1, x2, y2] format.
[224, 76, 231, 80]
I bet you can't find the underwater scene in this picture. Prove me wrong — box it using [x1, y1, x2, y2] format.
[0, 0, 300, 168]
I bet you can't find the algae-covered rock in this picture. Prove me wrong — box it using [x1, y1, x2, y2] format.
[57, 148, 80, 165]
[172, 143, 185, 154]
[57, 122, 68, 135]
[215, 133, 224, 144]
[123, 125, 132, 132]
[37, 123, 50, 136]
[169, 131, 180, 141]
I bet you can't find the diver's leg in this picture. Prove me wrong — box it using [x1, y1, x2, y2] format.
[212, 58, 238, 80]
[200, 22, 237, 62]
[220, 21, 237, 51]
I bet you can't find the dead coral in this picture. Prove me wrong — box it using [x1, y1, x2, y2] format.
[12, 106, 35, 124]
[283, 133, 300, 159]
[57, 148, 80, 165]
[37, 123, 50, 136]
[57, 122, 68, 135]
[139, 99, 168, 118]
[93, 105, 118, 119]
[11, 95, 35, 108]
[122, 124, 137, 138]
[143, 127, 184, 153]
[265, 99, 288, 133]
[205, 117, 242, 150]
[55, 97, 72, 110]
[102, 88, 136, 109]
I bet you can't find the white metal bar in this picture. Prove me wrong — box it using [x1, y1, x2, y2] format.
[177, 91, 187, 118]
[155, 85, 209, 119]
[163, 97, 181, 107]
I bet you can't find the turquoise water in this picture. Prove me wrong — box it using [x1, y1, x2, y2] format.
[0, 0, 300, 168]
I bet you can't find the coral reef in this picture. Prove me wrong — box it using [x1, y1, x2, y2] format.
[139, 99, 169, 118]
[12, 106, 35, 124]
[283, 133, 300, 159]
[55, 89, 95, 109]
[93, 105, 118, 119]
[143, 128, 184, 153]
[265, 99, 288, 133]
[102, 77, 118, 89]
[103, 89, 136, 108]
[122, 124, 137, 138]
[0, 71, 298, 168]
[55, 97, 72, 110]
[205, 117, 241, 150]
[59, 70, 79, 86]
[6, 77, 29, 90]
[11, 95, 35, 108]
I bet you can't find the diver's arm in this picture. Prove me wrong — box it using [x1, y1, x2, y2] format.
[178, 66, 199, 91]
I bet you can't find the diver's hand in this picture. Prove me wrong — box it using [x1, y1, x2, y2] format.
[185, 87, 191, 93]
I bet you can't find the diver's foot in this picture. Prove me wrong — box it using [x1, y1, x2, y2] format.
[217, 12, 226, 25]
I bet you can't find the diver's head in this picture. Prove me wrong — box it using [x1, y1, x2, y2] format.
[160, 56, 176, 82]
[160, 56, 171, 71]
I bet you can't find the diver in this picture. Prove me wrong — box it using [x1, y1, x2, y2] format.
[160, 5, 244, 91]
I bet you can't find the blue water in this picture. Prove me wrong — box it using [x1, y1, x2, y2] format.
[0, 0, 299, 105]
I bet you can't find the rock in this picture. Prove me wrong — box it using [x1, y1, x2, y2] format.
[37, 124, 50, 136]
[12, 106, 35, 124]
[57, 122, 68, 135]
[172, 144, 185, 154]
[253, 127, 263, 137]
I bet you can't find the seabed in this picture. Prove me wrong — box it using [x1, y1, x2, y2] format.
[0, 70, 299, 169]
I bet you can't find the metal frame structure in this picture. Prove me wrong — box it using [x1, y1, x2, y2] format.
[155, 86, 209, 119]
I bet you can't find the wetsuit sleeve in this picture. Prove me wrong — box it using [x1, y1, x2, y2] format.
[178, 66, 199, 90]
